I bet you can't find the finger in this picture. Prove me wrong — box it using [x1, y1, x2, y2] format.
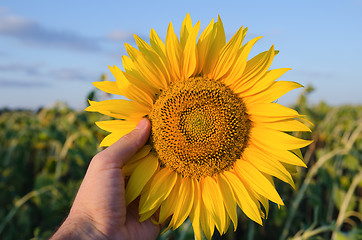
[94, 118, 151, 169]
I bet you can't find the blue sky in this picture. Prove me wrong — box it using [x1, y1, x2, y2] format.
[0, 0, 361, 109]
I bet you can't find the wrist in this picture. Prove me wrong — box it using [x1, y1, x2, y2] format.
[51, 215, 109, 240]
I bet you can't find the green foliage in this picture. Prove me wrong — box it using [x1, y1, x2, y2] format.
[0, 88, 361, 240]
[0, 103, 110, 239]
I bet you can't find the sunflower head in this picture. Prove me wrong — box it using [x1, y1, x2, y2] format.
[86, 13, 312, 240]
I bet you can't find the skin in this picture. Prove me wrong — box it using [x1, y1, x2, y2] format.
[51, 118, 160, 240]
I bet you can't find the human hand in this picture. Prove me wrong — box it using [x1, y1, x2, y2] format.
[51, 118, 160, 240]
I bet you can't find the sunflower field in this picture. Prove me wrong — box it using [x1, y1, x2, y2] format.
[0, 87, 361, 240]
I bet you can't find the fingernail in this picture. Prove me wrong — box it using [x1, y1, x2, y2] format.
[135, 118, 148, 130]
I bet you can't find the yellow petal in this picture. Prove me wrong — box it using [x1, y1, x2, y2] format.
[234, 160, 284, 205]
[195, 18, 215, 75]
[139, 168, 177, 214]
[112, 63, 157, 99]
[165, 22, 182, 81]
[121, 55, 157, 94]
[245, 81, 303, 105]
[181, 21, 200, 79]
[169, 177, 194, 229]
[251, 191, 270, 219]
[122, 161, 138, 176]
[223, 171, 263, 225]
[211, 27, 246, 80]
[121, 54, 136, 72]
[262, 173, 282, 209]
[125, 43, 168, 90]
[180, 13, 193, 49]
[255, 119, 311, 132]
[201, 177, 226, 233]
[247, 103, 301, 120]
[95, 120, 139, 147]
[128, 145, 152, 164]
[251, 127, 313, 150]
[200, 197, 215, 240]
[125, 153, 159, 205]
[85, 99, 150, 119]
[242, 47, 276, 80]
[121, 55, 149, 86]
[243, 148, 295, 188]
[122, 145, 153, 176]
[189, 179, 202, 240]
[299, 117, 314, 127]
[217, 174, 238, 231]
[224, 36, 262, 86]
[92, 81, 123, 95]
[120, 54, 162, 97]
[223, 213, 231, 234]
[134, 34, 159, 58]
[150, 28, 167, 63]
[241, 68, 291, 97]
[251, 141, 307, 167]
[99, 132, 124, 147]
[95, 120, 138, 133]
[158, 177, 182, 224]
[232, 46, 276, 94]
[250, 115, 302, 124]
[202, 15, 225, 75]
[134, 34, 170, 85]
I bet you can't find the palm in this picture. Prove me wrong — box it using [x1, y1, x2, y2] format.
[73, 164, 160, 240]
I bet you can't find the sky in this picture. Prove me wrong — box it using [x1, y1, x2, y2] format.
[0, 0, 361, 109]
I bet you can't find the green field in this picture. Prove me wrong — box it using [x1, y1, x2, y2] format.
[0, 88, 361, 240]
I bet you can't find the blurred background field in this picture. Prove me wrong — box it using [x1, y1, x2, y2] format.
[0, 87, 361, 240]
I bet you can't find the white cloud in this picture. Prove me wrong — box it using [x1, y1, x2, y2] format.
[48, 67, 96, 81]
[0, 9, 100, 51]
[0, 62, 43, 75]
[0, 61, 97, 84]
[107, 30, 134, 42]
[0, 78, 50, 88]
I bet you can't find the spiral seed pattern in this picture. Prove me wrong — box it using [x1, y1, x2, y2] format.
[149, 77, 251, 179]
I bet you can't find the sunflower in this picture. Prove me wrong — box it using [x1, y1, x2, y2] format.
[86, 14, 312, 240]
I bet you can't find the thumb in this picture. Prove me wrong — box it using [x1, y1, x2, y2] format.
[94, 118, 151, 169]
